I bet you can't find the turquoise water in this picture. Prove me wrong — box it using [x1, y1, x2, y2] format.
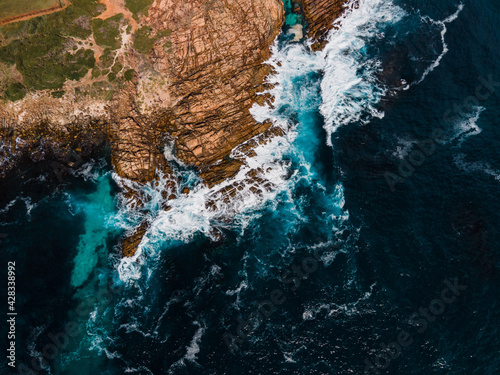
[283, 0, 303, 27]
[70, 174, 117, 288]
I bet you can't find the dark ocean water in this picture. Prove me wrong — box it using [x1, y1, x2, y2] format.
[1, 0, 499, 374]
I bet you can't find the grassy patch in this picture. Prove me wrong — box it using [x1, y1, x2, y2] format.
[4, 82, 26, 101]
[90, 80, 113, 99]
[92, 13, 124, 50]
[51, 90, 65, 98]
[133, 26, 154, 54]
[111, 62, 123, 74]
[0, 0, 104, 40]
[124, 69, 135, 81]
[0, 0, 102, 91]
[133, 26, 171, 55]
[94, 48, 123, 81]
[96, 49, 115, 70]
[0, 35, 95, 89]
[91, 67, 101, 78]
[124, 0, 154, 19]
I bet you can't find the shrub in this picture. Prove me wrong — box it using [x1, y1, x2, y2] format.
[124, 69, 135, 81]
[124, 0, 154, 18]
[133, 26, 171, 55]
[5, 82, 26, 101]
[133, 26, 155, 54]
[92, 14, 123, 50]
[51, 90, 65, 98]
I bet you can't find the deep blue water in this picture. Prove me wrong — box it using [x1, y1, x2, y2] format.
[1, 0, 499, 374]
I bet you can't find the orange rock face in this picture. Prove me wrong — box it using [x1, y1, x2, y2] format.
[146, 0, 284, 186]
[301, 0, 348, 50]
[2, 0, 349, 258]
[112, 0, 285, 255]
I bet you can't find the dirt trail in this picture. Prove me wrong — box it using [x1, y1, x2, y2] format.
[98, 0, 138, 32]
[0, 1, 70, 26]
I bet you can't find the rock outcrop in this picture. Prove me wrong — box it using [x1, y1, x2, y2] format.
[301, 0, 347, 50]
[1, 0, 351, 258]
[146, 0, 284, 187]
[0, 0, 285, 257]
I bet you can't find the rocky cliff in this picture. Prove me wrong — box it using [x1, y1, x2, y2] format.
[0, 0, 284, 256]
[301, 0, 348, 50]
[117, 0, 285, 256]
[146, 0, 284, 187]
[0, 0, 349, 257]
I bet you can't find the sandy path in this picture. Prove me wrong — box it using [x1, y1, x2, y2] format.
[0, 0, 70, 26]
[98, 0, 138, 32]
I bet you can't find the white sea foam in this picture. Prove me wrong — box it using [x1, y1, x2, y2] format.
[454, 154, 500, 181]
[318, 0, 464, 143]
[451, 106, 484, 145]
[167, 321, 206, 373]
[0, 198, 17, 214]
[415, 4, 465, 85]
[319, 0, 407, 145]
[185, 322, 205, 362]
[116, 144, 295, 282]
[115, 1, 390, 283]
[124, 366, 154, 374]
[302, 282, 376, 320]
[392, 138, 419, 159]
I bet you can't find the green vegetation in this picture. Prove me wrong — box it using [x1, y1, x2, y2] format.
[133, 26, 171, 55]
[97, 49, 115, 70]
[0, 34, 95, 90]
[124, 69, 135, 81]
[94, 48, 124, 82]
[133, 26, 154, 54]
[163, 41, 172, 53]
[111, 62, 122, 74]
[104, 90, 114, 101]
[51, 90, 65, 98]
[124, 0, 154, 19]
[91, 67, 101, 78]
[0, 0, 103, 92]
[0, 0, 169, 99]
[0, 0, 104, 40]
[92, 81, 108, 91]
[92, 14, 124, 50]
[0, 0, 60, 21]
[4, 82, 26, 101]
[90, 81, 115, 100]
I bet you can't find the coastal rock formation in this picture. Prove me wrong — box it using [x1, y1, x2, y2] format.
[117, 0, 285, 255]
[146, 0, 284, 187]
[0, 0, 285, 257]
[0, 0, 351, 257]
[109, 83, 169, 183]
[301, 0, 347, 50]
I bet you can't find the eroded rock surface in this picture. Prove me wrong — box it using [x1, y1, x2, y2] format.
[301, 0, 347, 50]
[0, 0, 285, 256]
[147, 0, 284, 187]
[0, 0, 350, 257]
